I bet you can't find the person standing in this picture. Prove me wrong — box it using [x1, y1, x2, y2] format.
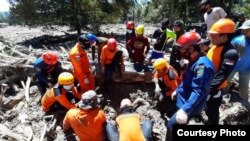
[69, 34, 96, 93]
[206, 18, 239, 124]
[230, 20, 250, 102]
[166, 32, 215, 141]
[200, 0, 227, 31]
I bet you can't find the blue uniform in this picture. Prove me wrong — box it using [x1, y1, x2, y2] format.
[176, 56, 215, 115]
[231, 35, 250, 71]
[34, 57, 62, 94]
[167, 56, 215, 130]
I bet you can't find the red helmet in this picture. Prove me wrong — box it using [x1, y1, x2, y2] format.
[107, 38, 117, 50]
[127, 21, 135, 30]
[177, 32, 201, 47]
[42, 51, 58, 65]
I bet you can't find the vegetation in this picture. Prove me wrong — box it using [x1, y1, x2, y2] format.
[8, 0, 250, 33]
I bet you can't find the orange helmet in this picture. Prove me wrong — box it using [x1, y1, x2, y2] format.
[42, 51, 58, 65]
[127, 21, 135, 30]
[177, 31, 201, 47]
[208, 18, 235, 34]
[107, 38, 117, 50]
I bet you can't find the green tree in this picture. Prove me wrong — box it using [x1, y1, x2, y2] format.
[9, 0, 131, 34]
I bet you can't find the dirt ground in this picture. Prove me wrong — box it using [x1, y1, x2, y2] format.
[0, 25, 249, 141]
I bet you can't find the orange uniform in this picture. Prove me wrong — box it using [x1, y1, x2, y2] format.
[100, 45, 124, 68]
[69, 43, 95, 93]
[116, 113, 146, 141]
[154, 67, 179, 96]
[41, 85, 81, 112]
[63, 108, 106, 141]
[207, 45, 227, 89]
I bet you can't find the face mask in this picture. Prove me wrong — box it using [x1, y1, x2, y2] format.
[180, 48, 192, 60]
[63, 84, 73, 91]
[200, 6, 208, 13]
[127, 29, 133, 34]
[83, 43, 91, 50]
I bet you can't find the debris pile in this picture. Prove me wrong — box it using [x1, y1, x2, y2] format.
[0, 25, 249, 141]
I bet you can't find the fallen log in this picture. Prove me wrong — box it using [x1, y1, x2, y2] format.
[0, 124, 27, 141]
[25, 77, 32, 102]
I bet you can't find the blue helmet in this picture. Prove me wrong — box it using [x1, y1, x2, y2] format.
[86, 33, 96, 45]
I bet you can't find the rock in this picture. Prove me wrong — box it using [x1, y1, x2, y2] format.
[29, 85, 39, 95]
[220, 102, 250, 124]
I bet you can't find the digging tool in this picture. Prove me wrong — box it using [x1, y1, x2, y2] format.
[40, 115, 55, 141]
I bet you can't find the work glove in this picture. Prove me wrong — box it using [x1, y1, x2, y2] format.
[154, 86, 161, 100]
[176, 109, 188, 124]
[206, 90, 221, 101]
[180, 58, 189, 68]
[171, 90, 177, 100]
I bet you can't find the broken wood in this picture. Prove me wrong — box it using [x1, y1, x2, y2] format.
[0, 124, 27, 141]
[26, 126, 33, 141]
[40, 123, 47, 141]
[25, 77, 32, 102]
[21, 81, 25, 90]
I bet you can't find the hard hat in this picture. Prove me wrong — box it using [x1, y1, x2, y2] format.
[177, 31, 201, 47]
[161, 18, 170, 27]
[208, 18, 235, 34]
[86, 33, 96, 45]
[127, 21, 135, 30]
[78, 90, 97, 109]
[78, 35, 89, 44]
[153, 58, 168, 70]
[120, 98, 132, 109]
[42, 51, 58, 65]
[107, 38, 117, 50]
[58, 72, 74, 85]
[135, 25, 144, 35]
[174, 20, 184, 27]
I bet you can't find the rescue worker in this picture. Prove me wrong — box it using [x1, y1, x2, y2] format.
[100, 38, 124, 100]
[200, 0, 227, 31]
[235, 13, 245, 37]
[69, 34, 96, 93]
[153, 58, 179, 97]
[63, 90, 106, 141]
[100, 38, 124, 81]
[126, 21, 136, 59]
[206, 18, 238, 124]
[91, 36, 108, 64]
[41, 72, 81, 113]
[199, 38, 211, 54]
[230, 20, 250, 102]
[153, 58, 179, 115]
[34, 51, 62, 95]
[106, 98, 153, 141]
[170, 20, 186, 76]
[150, 18, 176, 61]
[127, 25, 150, 72]
[166, 32, 215, 141]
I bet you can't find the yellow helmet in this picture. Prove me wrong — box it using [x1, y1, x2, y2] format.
[135, 25, 144, 35]
[58, 72, 74, 85]
[153, 58, 168, 70]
